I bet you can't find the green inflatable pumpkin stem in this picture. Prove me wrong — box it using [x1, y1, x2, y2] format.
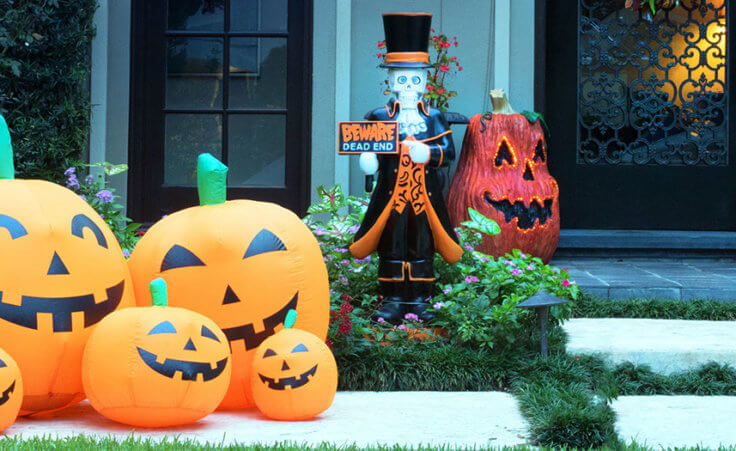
[284, 309, 297, 329]
[150, 278, 168, 307]
[197, 153, 228, 206]
[0, 115, 14, 180]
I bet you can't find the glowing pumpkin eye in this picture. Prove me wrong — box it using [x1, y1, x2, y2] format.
[160, 245, 205, 271]
[494, 140, 515, 167]
[243, 229, 287, 259]
[263, 348, 277, 358]
[71, 214, 108, 248]
[534, 140, 546, 163]
[148, 321, 177, 335]
[0, 214, 27, 239]
[291, 344, 308, 353]
[201, 325, 220, 342]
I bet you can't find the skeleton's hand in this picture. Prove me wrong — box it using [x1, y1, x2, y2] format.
[359, 152, 379, 175]
[405, 140, 430, 164]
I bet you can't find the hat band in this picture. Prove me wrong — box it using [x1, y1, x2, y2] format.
[384, 52, 429, 64]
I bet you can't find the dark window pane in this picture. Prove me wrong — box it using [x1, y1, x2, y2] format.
[165, 114, 223, 185]
[167, 37, 223, 108]
[231, 0, 287, 32]
[168, 0, 224, 31]
[228, 115, 285, 186]
[229, 38, 287, 108]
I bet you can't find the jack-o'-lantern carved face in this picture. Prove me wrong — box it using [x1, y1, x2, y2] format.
[447, 90, 560, 263]
[0, 348, 22, 431]
[82, 279, 232, 427]
[0, 116, 134, 415]
[250, 312, 337, 421]
[128, 154, 329, 409]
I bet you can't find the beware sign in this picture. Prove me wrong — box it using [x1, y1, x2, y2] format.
[337, 121, 399, 155]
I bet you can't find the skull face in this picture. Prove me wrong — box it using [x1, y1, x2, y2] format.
[388, 68, 427, 105]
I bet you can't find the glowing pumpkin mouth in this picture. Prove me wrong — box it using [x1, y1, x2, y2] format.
[484, 192, 554, 230]
[258, 364, 318, 390]
[137, 347, 228, 382]
[0, 280, 125, 332]
[222, 292, 298, 351]
[0, 380, 15, 407]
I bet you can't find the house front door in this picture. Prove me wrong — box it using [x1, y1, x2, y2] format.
[540, 0, 735, 232]
[129, 0, 312, 222]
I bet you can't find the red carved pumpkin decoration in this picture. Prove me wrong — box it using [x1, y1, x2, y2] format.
[447, 90, 560, 263]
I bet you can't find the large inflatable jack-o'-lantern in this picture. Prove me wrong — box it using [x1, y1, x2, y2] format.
[447, 90, 560, 263]
[128, 153, 329, 409]
[0, 116, 134, 415]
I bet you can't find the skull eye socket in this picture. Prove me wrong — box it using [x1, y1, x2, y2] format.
[0, 214, 27, 240]
[534, 139, 546, 163]
[243, 229, 287, 259]
[161, 245, 205, 271]
[494, 140, 515, 167]
[291, 344, 308, 353]
[411, 75, 421, 84]
[71, 214, 108, 248]
[149, 321, 177, 335]
[397, 75, 407, 84]
[263, 348, 277, 358]
[201, 325, 220, 342]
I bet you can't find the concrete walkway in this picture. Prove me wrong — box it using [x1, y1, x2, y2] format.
[6, 392, 529, 447]
[564, 318, 736, 374]
[614, 396, 736, 448]
[550, 257, 736, 301]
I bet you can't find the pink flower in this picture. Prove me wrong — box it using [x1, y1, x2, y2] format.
[464, 275, 479, 284]
[442, 287, 451, 295]
[377, 317, 385, 324]
[433, 302, 446, 310]
[397, 324, 408, 331]
[519, 252, 527, 259]
[440, 65, 449, 73]
[511, 269, 523, 276]
[334, 248, 348, 253]
[562, 280, 571, 287]
[526, 264, 535, 271]
[404, 313, 419, 321]
[340, 259, 350, 265]
[464, 244, 474, 251]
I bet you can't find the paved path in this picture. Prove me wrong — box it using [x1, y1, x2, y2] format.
[614, 396, 736, 448]
[6, 392, 529, 447]
[564, 318, 736, 374]
[550, 257, 736, 301]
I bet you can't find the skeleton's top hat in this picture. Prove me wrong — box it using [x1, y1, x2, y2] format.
[380, 13, 433, 69]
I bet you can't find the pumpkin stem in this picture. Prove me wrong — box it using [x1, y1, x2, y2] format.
[150, 278, 168, 307]
[0, 115, 14, 180]
[197, 153, 228, 206]
[284, 309, 297, 329]
[489, 89, 517, 115]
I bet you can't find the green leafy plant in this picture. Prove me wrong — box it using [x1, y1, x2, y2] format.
[0, 0, 97, 181]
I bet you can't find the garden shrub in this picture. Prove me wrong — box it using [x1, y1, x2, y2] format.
[0, 0, 97, 181]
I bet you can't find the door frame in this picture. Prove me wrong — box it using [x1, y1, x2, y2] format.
[128, 0, 313, 222]
[534, 0, 736, 249]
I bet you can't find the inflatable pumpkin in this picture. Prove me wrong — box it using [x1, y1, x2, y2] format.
[447, 90, 560, 263]
[82, 278, 231, 427]
[0, 348, 22, 431]
[0, 116, 134, 415]
[128, 154, 329, 409]
[251, 310, 337, 420]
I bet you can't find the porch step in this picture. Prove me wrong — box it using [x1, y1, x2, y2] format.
[550, 257, 736, 300]
[564, 318, 736, 374]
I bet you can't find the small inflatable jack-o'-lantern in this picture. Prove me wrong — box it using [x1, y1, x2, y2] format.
[447, 90, 560, 263]
[82, 278, 231, 427]
[251, 310, 337, 421]
[128, 154, 329, 409]
[0, 348, 23, 431]
[0, 116, 134, 415]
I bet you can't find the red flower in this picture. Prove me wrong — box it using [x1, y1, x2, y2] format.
[437, 88, 445, 94]
[426, 85, 434, 91]
[453, 36, 457, 41]
[136, 231, 146, 236]
[339, 301, 353, 314]
[458, 66, 463, 71]
[377, 40, 385, 48]
[377, 53, 384, 57]
[431, 28, 435, 32]
[440, 65, 449, 73]
[325, 338, 333, 349]
[450, 56, 457, 60]
[443, 42, 451, 48]
[454, 41, 458, 47]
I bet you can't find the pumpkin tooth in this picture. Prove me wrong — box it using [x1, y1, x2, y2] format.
[93, 289, 108, 304]
[155, 353, 166, 365]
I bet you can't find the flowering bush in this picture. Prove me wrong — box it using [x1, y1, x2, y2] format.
[376, 30, 462, 111]
[62, 163, 141, 255]
[304, 185, 579, 357]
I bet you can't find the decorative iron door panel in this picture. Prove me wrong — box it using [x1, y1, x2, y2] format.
[542, 0, 736, 231]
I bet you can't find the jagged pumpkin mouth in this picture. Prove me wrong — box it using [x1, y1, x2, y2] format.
[484, 192, 554, 230]
[0, 280, 125, 332]
[222, 292, 298, 351]
[0, 380, 15, 407]
[137, 347, 228, 382]
[258, 364, 318, 390]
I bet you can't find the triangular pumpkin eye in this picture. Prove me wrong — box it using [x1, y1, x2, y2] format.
[149, 321, 176, 335]
[263, 348, 277, 358]
[494, 140, 515, 167]
[160, 245, 205, 271]
[0, 358, 6, 368]
[291, 344, 308, 353]
[534, 139, 546, 163]
[243, 229, 287, 259]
